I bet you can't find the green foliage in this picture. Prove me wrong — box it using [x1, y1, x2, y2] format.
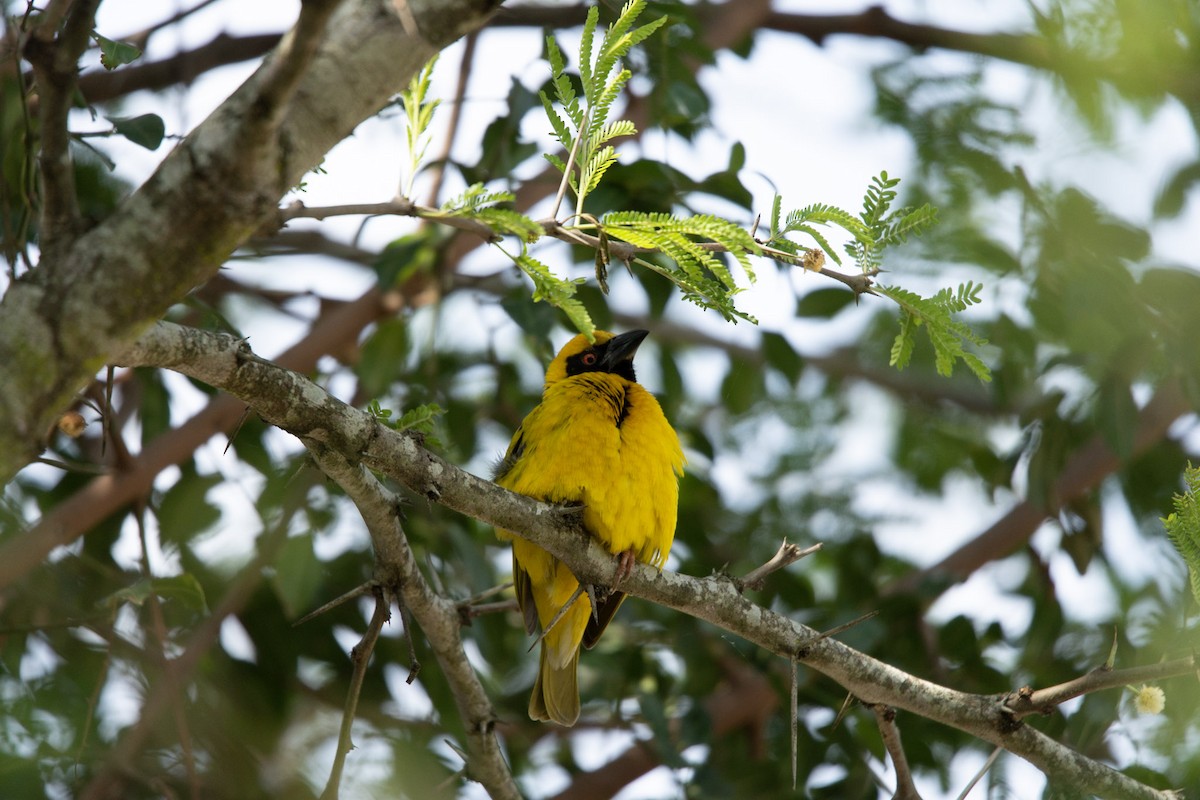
[1162, 464, 1200, 606]
[539, 0, 667, 219]
[399, 54, 440, 198]
[92, 33, 141, 69]
[513, 252, 595, 338]
[441, 184, 542, 242]
[877, 281, 990, 380]
[106, 114, 165, 151]
[602, 210, 759, 322]
[368, 399, 445, 445]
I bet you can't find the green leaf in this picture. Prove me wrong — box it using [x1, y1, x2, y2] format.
[357, 317, 408, 398]
[797, 288, 855, 318]
[514, 253, 594, 338]
[762, 332, 804, 382]
[271, 534, 325, 620]
[1095, 379, 1137, 459]
[108, 114, 165, 150]
[1162, 464, 1200, 606]
[396, 403, 445, 436]
[105, 574, 208, 614]
[94, 33, 142, 69]
[157, 467, 223, 543]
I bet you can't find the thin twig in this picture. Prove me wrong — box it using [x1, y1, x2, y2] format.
[294, 581, 375, 626]
[459, 599, 521, 624]
[137, 511, 200, 800]
[736, 540, 821, 592]
[424, 32, 476, 208]
[1002, 657, 1197, 720]
[804, 610, 881, 650]
[790, 657, 799, 790]
[115, 0, 224, 49]
[552, 110, 587, 220]
[528, 583, 587, 652]
[955, 746, 1002, 800]
[396, 594, 421, 684]
[321, 585, 391, 800]
[873, 705, 922, 800]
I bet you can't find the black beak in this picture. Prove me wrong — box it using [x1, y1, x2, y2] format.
[600, 329, 648, 372]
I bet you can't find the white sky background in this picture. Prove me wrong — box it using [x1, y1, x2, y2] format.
[28, 0, 1200, 797]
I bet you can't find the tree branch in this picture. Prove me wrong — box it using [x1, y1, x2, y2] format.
[303, 440, 520, 799]
[104, 322, 1189, 800]
[22, 0, 102, 258]
[76, 33, 282, 103]
[1004, 659, 1196, 721]
[320, 583, 391, 800]
[0, 0, 501, 486]
[872, 705, 922, 800]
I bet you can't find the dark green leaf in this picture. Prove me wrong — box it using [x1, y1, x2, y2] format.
[157, 466, 222, 544]
[357, 317, 408, 398]
[107, 114, 165, 150]
[94, 33, 142, 69]
[1095, 379, 1137, 459]
[271, 534, 325, 620]
[762, 331, 803, 382]
[796, 287, 855, 318]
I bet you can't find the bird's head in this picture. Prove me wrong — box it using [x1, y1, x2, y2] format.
[544, 329, 649, 386]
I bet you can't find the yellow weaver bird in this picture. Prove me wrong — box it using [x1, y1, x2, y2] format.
[494, 330, 685, 726]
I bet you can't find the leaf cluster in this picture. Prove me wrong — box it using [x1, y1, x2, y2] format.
[877, 281, 990, 381]
[602, 210, 759, 322]
[1162, 464, 1200, 606]
[399, 55, 441, 199]
[540, 1, 667, 219]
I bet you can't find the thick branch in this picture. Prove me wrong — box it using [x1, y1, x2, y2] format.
[102, 322, 1186, 800]
[0, 0, 501, 485]
[22, 0, 102, 256]
[303, 441, 520, 799]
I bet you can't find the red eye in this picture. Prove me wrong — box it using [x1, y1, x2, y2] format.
[581, 352, 598, 366]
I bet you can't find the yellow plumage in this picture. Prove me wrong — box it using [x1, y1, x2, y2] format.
[494, 330, 685, 726]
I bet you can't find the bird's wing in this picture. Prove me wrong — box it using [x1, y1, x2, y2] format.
[581, 589, 626, 650]
[512, 549, 540, 636]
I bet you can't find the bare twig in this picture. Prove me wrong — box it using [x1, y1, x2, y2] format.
[425, 32, 476, 208]
[873, 705, 922, 800]
[527, 583, 587, 652]
[1003, 658, 1196, 720]
[137, 510, 200, 800]
[397, 596, 421, 684]
[294, 580, 375, 626]
[736, 540, 821, 592]
[552, 110, 588, 220]
[459, 598, 520, 624]
[955, 746, 1002, 800]
[23, 0, 102, 258]
[115, 0, 225, 50]
[321, 585, 391, 800]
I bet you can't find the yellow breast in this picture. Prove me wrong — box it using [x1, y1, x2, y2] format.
[497, 371, 684, 566]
